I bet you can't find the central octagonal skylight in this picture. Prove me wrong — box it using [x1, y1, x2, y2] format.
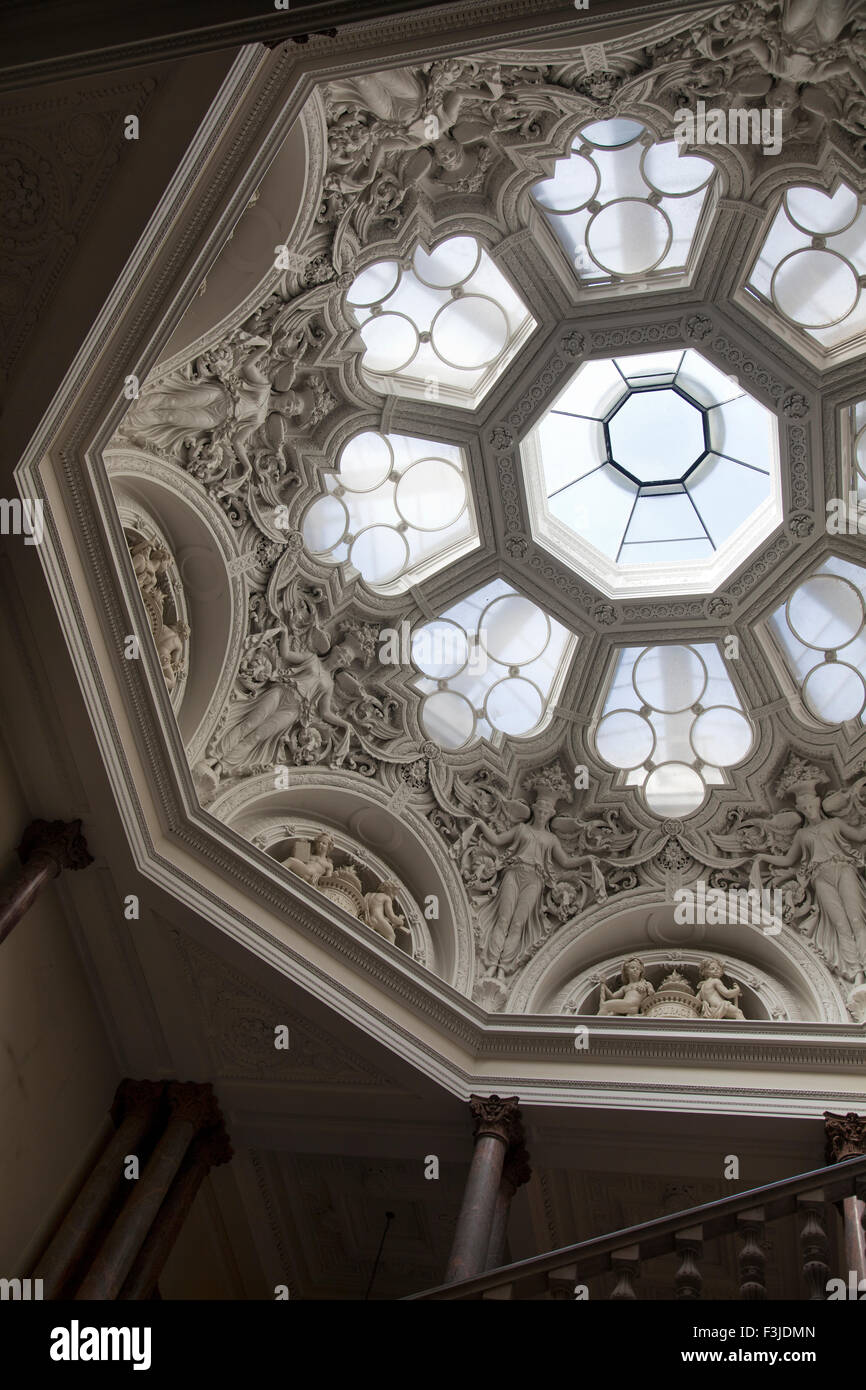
[522, 349, 783, 598]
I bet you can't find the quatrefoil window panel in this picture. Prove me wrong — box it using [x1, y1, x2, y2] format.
[301, 429, 479, 593]
[521, 347, 782, 599]
[531, 118, 716, 288]
[594, 642, 753, 818]
[769, 558, 866, 727]
[410, 578, 575, 750]
[345, 235, 535, 409]
[747, 182, 866, 359]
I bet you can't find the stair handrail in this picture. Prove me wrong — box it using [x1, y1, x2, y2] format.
[406, 1152, 866, 1299]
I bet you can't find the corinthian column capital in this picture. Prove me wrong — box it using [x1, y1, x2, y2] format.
[469, 1094, 523, 1147]
[166, 1081, 222, 1133]
[17, 819, 93, 874]
[825, 1110, 866, 1163]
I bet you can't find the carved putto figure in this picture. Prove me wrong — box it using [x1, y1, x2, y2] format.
[361, 879, 411, 945]
[695, 958, 745, 1020]
[598, 957, 654, 1016]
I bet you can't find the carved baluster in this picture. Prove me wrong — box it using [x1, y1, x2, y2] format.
[737, 1207, 767, 1299]
[798, 1192, 830, 1300]
[609, 1245, 640, 1299]
[548, 1263, 578, 1300]
[675, 1226, 703, 1299]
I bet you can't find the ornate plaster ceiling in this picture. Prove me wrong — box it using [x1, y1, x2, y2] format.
[16, 1, 866, 1108]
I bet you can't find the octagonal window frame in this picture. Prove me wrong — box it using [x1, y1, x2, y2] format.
[521, 346, 784, 599]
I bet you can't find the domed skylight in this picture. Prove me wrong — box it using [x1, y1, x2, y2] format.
[345, 235, 535, 410]
[768, 557, 866, 727]
[410, 578, 574, 750]
[746, 181, 866, 364]
[521, 348, 782, 598]
[594, 642, 753, 817]
[301, 429, 478, 593]
[531, 118, 716, 290]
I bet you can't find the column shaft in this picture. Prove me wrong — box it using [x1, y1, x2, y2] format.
[445, 1133, 508, 1284]
[842, 1194, 866, 1282]
[0, 857, 55, 945]
[75, 1115, 195, 1300]
[35, 1108, 156, 1299]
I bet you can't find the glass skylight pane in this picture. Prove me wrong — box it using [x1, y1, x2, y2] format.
[580, 118, 644, 148]
[412, 581, 575, 751]
[687, 455, 770, 544]
[538, 415, 606, 493]
[651, 709, 695, 764]
[619, 538, 713, 564]
[616, 350, 683, 382]
[554, 358, 625, 416]
[549, 465, 636, 557]
[676, 351, 741, 407]
[642, 142, 713, 197]
[591, 144, 647, 201]
[707, 395, 774, 467]
[624, 492, 701, 544]
[532, 152, 598, 213]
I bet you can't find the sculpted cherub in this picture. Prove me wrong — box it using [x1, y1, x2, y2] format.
[696, 958, 745, 1020]
[281, 833, 335, 887]
[598, 957, 654, 1016]
[362, 879, 411, 945]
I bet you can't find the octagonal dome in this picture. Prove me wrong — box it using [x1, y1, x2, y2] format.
[521, 348, 783, 598]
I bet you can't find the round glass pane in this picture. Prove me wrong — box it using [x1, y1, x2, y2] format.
[633, 645, 706, 713]
[485, 677, 544, 736]
[580, 118, 644, 148]
[532, 153, 599, 213]
[302, 495, 348, 553]
[349, 526, 409, 584]
[784, 185, 860, 237]
[411, 619, 469, 678]
[586, 200, 672, 276]
[644, 762, 705, 817]
[855, 426, 866, 481]
[803, 662, 866, 723]
[787, 574, 864, 650]
[339, 431, 393, 493]
[641, 142, 713, 196]
[431, 295, 509, 370]
[346, 260, 401, 307]
[480, 594, 550, 666]
[395, 459, 466, 531]
[771, 249, 859, 329]
[360, 313, 418, 373]
[413, 236, 480, 289]
[690, 706, 753, 766]
[420, 690, 476, 749]
[595, 709, 655, 769]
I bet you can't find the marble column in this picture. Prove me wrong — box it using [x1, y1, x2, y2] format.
[825, 1110, 866, 1282]
[35, 1080, 163, 1299]
[119, 1125, 233, 1300]
[0, 819, 92, 946]
[444, 1094, 523, 1285]
[486, 1144, 532, 1271]
[75, 1082, 221, 1300]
